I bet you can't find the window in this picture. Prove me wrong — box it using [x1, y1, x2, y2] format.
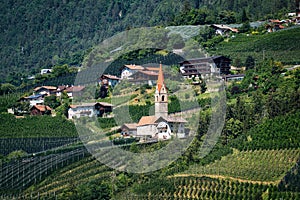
[162, 95, 165, 101]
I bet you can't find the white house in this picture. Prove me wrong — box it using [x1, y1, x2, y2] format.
[210, 24, 239, 36]
[40, 69, 52, 75]
[68, 102, 113, 119]
[100, 74, 121, 87]
[33, 86, 57, 96]
[19, 94, 45, 106]
[120, 64, 144, 79]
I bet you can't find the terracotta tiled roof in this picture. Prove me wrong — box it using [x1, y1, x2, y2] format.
[156, 63, 165, 92]
[124, 64, 144, 70]
[145, 67, 160, 71]
[138, 116, 157, 126]
[31, 105, 52, 112]
[137, 70, 158, 76]
[69, 105, 77, 108]
[98, 102, 113, 107]
[122, 123, 138, 130]
[270, 19, 281, 23]
[57, 86, 67, 91]
[156, 116, 187, 123]
[102, 74, 121, 80]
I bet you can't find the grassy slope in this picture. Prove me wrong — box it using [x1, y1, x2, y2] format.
[210, 26, 300, 65]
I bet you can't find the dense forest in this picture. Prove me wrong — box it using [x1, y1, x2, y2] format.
[0, 0, 295, 84]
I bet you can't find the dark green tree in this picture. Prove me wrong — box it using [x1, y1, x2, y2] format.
[239, 22, 251, 33]
[44, 95, 61, 109]
[240, 8, 249, 23]
[245, 56, 255, 70]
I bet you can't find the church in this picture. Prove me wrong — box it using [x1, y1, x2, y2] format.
[121, 64, 187, 141]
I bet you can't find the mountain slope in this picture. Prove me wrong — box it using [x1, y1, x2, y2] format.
[0, 0, 295, 84]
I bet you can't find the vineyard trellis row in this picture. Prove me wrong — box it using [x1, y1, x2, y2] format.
[0, 147, 88, 194]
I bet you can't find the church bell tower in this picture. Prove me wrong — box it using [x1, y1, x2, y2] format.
[155, 63, 168, 118]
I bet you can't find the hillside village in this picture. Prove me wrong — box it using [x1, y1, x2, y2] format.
[1, 1, 300, 198]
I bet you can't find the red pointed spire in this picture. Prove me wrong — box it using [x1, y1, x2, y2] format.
[157, 63, 165, 92]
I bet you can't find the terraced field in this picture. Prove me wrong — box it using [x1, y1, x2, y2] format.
[180, 148, 300, 183]
[119, 176, 300, 200]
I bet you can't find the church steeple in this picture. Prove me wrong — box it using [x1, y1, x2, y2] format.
[155, 63, 168, 118]
[157, 63, 165, 92]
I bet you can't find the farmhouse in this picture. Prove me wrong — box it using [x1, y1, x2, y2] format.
[19, 94, 46, 106]
[33, 86, 57, 96]
[179, 56, 232, 78]
[120, 64, 144, 79]
[210, 24, 239, 36]
[128, 70, 158, 85]
[121, 123, 138, 136]
[68, 102, 113, 119]
[65, 86, 85, 98]
[30, 105, 52, 116]
[100, 74, 121, 87]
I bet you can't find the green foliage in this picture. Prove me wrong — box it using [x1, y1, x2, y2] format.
[0, 137, 79, 156]
[238, 21, 251, 33]
[0, 93, 21, 112]
[0, 114, 77, 138]
[186, 149, 300, 182]
[59, 180, 111, 200]
[55, 102, 70, 118]
[209, 27, 300, 65]
[231, 112, 300, 150]
[113, 104, 153, 124]
[0, 0, 295, 83]
[6, 150, 27, 160]
[194, 26, 215, 44]
[131, 176, 272, 199]
[44, 95, 61, 109]
[218, 10, 237, 24]
[172, 7, 216, 25]
[112, 137, 136, 145]
[245, 55, 255, 70]
[167, 33, 185, 49]
[52, 64, 71, 77]
[97, 118, 117, 129]
[0, 83, 16, 95]
[202, 35, 224, 49]
[279, 158, 300, 192]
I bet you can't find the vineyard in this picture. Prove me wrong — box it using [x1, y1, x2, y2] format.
[0, 137, 79, 155]
[209, 26, 300, 65]
[0, 114, 78, 138]
[166, 25, 205, 40]
[22, 155, 113, 199]
[230, 112, 300, 151]
[182, 149, 300, 183]
[0, 93, 21, 112]
[124, 176, 300, 200]
[0, 147, 88, 195]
